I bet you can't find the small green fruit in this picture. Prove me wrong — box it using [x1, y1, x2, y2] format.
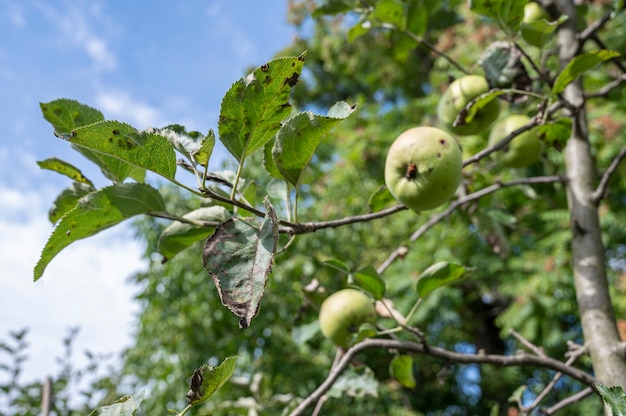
[437, 75, 501, 136]
[319, 289, 376, 348]
[385, 127, 463, 211]
[520, 2, 551, 47]
[488, 115, 542, 168]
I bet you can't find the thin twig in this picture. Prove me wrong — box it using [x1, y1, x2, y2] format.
[378, 175, 565, 274]
[578, 11, 613, 43]
[510, 329, 546, 357]
[591, 144, 626, 203]
[585, 73, 626, 99]
[289, 338, 596, 416]
[542, 386, 595, 415]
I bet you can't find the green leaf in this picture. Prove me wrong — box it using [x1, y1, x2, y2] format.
[348, 17, 372, 43]
[458, 93, 503, 132]
[470, 0, 526, 33]
[415, 262, 465, 298]
[454, 90, 505, 128]
[389, 355, 417, 388]
[37, 158, 94, 186]
[371, 0, 404, 28]
[352, 265, 386, 300]
[89, 393, 144, 416]
[537, 118, 572, 151]
[263, 139, 283, 179]
[272, 101, 356, 186]
[73, 146, 146, 184]
[186, 357, 238, 406]
[405, 1, 428, 37]
[70, 121, 177, 180]
[321, 258, 351, 274]
[158, 206, 231, 262]
[312, 0, 355, 17]
[202, 198, 278, 328]
[40, 99, 104, 134]
[367, 185, 396, 212]
[218, 53, 306, 162]
[34, 183, 166, 281]
[597, 383, 626, 416]
[48, 182, 96, 224]
[519, 15, 568, 48]
[292, 320, 321, 345]
[553, 50, 621, 94]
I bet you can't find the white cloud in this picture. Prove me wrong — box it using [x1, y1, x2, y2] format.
[33, 0, 117, 71]
[95, 90, 165, 128]
[0, 158, 145, 384]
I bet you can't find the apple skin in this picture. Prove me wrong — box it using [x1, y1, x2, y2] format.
[384, 127, 462, 211]
[319, 289, 376, 348]
[488, 115, 542, 168]
[437, 75, 501, 136]
[520, 2, 551, 47]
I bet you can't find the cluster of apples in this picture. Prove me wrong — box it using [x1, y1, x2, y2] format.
[384, 2, 549, 214]
[317, 3, 550, 348]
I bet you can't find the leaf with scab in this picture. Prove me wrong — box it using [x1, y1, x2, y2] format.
[202, 199, 278, 328]
[186, 357, 238, 406]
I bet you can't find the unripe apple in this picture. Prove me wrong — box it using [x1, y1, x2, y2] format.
[437, 75, 500, 136]
[520, 2, 551, 47]
[384, 127, 462, 211]
[488, 115, 542, 168]
[319, 289, 376, 348]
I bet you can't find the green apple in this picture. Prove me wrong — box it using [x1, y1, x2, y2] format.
[520, 2, 551, 47]
[319, 288, 377, 348]
[488, 114, 542, 168]
[384, 126, 462, 211]
[437, 75, 501, 136]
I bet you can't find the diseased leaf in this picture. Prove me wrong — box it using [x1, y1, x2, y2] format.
[158, 206, 231, 261]
[73, 146, 146, 184]
[186, 357, 238, 406]
[272, 102, 356, 186]
[40, 99, 104, 134]
[202, 199, 278, 328]
[389, 355, 417, 388]
[150, 125, 215, 166]
[34, 183, 166, 281]
[37, 158, 94, 186]
[352, 265, 386, 300]
[597, 383, 626, 416]
[218, 53, 306, 162]
[415, 262, 466, 298]
[537, 118, 572, 151]
[89, 393, 144, 416]
[70, 121, 177, 180]
[553, 50, 621, 94]
[48, 182, 96, 224]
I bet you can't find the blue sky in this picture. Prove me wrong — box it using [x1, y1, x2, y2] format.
[0, 0, 296, 386]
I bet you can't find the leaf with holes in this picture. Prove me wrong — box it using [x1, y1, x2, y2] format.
[218, 53, 306, 163]
[34, 183, 167, 281]
[202, 199, 278, 328]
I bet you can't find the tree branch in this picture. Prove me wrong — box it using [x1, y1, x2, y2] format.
[585, 73, 626, 99]
[378, 175, 565, 274]
[289, 338, 597, 416]
[543, 387, 595, 415]
[591, 144, 626, 204]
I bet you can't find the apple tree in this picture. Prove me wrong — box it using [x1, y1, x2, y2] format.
[33, 0, 626, 414]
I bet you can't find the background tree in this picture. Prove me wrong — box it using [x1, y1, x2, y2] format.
[18, 0, 626, 415]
